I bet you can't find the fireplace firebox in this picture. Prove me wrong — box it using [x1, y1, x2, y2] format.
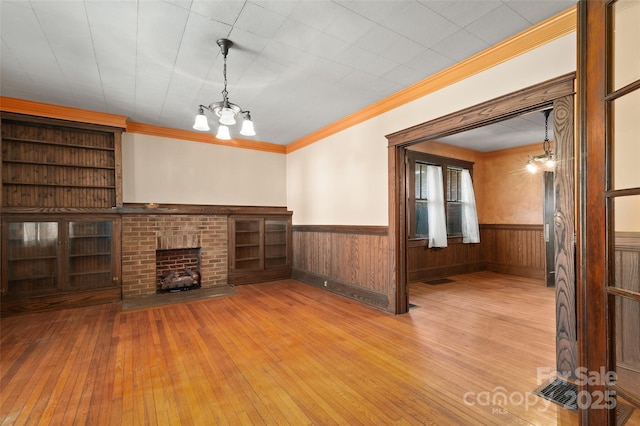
[156, 248, 201, 293]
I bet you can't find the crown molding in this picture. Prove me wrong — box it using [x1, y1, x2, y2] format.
[286, 6, 577, 154]
[0, 96, 127, 128]
[125, 122, 286, 154]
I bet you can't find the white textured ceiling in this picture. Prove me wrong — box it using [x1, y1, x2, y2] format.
[0, 0, 574, 148]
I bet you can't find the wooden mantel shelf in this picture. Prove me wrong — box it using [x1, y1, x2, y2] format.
[119, 203, 292, 216]
[1, 204, 292, 216]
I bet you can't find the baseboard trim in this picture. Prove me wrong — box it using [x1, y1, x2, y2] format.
[292, 269, 389, 311]
[409, 263, 485, 283]
[485, 263, 545, 280]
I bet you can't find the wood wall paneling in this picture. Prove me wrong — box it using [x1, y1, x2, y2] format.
[408, 225, 545, 283]
[615, 232, 640, 397]
[407, 238, 484, 283]
[292, 226, 390, 311]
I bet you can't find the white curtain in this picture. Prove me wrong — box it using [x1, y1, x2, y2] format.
[426, 165, 448, 248]
[460, 169, 480, 244]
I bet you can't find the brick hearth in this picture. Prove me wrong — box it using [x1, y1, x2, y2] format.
[122, 214, 227, 298]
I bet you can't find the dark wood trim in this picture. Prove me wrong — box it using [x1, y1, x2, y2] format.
[229, 267, 292, 286]
[1, 212, 122, 220]
[389, 144, 407, 314]
[479, 224, 543, 231]
[292, 269, 389, 311]
[120, 204, 291, 216]
[2, 204, 292, 216]
[577, 1, 610, 424]
[406, 151, 475, 169]
[114, 132, 123, 208]
[408, 238, 459, 248]
[553, 94, 577, 378]
[485, 263, 545, 280]
[615, 231, 640, 250]
[410, 263, 485, 283]
[292, 225, 388, 236]
[1, 111, 125, 133]
[605, 287, 640, 304]
[386, 73, 576, 147]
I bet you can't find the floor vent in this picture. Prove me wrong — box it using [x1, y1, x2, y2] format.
[534, 378, 578, 410]
[534, 378, 635, 424]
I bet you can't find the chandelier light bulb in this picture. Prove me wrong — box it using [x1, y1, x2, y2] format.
[526, 160, 538, 174]
[545, 157, 556, 168]
[216, 124, 231, 140]
[219, 107, 237, 125]
[240, 117, 255, 136]
[193, 112, 210, 131]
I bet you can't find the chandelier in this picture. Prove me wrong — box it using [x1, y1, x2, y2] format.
[193, 38, 255, 140]
[525, 109, 555, 173]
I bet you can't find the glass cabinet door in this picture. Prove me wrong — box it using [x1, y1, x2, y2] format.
[69, 220, 113, 290]
[2, 218, 118, 299]
[4, 222, 60, 298]
[232, 218, 262, 271]
[264, 219, 288, 268]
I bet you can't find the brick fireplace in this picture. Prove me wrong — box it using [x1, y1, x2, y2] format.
[121, 214, 227, 299]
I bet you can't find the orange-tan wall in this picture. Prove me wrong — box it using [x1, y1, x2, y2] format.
[410, 141, 551, 225]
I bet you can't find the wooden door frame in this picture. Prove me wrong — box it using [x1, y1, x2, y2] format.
[386, 74, 576, 368]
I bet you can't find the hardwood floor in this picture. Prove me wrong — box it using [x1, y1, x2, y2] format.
[0, 272, 589, 425]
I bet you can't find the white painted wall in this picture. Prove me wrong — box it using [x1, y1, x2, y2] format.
[287, 33, 577, 226]
[122, 133, 287, 206]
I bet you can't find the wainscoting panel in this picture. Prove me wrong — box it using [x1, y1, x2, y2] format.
[407, 239, 484, 283]
[615, 232, 640, 395]
[408, 225, 545, 283]
[481, 224, 545, 279]
[294, 224, 546, 310]
[292, 226, 390, 310]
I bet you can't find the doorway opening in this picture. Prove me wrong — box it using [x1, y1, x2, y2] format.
[386, 72, 576, 377]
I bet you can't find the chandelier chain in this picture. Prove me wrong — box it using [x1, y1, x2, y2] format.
[543, 109, 551, 153]
[222, 52, 229, 102]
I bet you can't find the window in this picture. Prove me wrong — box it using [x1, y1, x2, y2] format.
[447, 168, 463, 236]
[415, 163, 429, 237]
[408, 152, 474, 241]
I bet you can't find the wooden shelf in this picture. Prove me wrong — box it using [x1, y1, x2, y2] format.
[228, 215, 292, 285]
[235, 256, 261, 262]
[69, 252, 111, 258]
[3, 159, 116, 170]
[2, 136, 115, 151]
[2, 117, 120, 209]
[4, 182, 116, 189]
[9, 256, 57, 261]
[9, 274, 57, 281]
[69, 270, 111, 277]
